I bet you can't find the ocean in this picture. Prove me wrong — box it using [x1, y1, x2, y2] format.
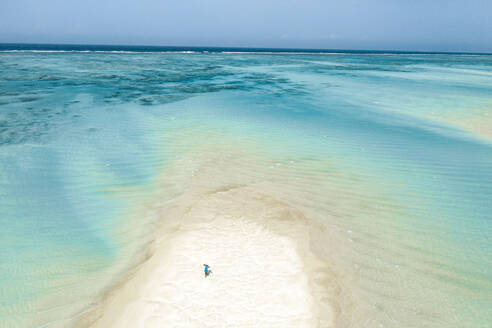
[0, 44, 491, 327]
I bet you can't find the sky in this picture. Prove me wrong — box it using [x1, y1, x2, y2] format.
[1, 0, 491, 52]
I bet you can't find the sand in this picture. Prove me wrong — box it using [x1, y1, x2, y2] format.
[82, 184, 335, 328]
[429, 106, 492, 142]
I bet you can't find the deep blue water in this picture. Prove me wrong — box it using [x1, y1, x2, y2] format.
[2, 43, 491, 55]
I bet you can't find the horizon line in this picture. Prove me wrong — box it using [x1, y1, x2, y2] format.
[1, 42, 491, 56]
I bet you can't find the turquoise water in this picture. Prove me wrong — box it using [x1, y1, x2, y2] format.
[1, 48, 491, 327]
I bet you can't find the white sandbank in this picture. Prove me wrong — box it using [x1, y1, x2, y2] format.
[83, 185, 335, 328]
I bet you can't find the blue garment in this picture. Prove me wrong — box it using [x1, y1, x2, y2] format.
[204, 266, 209, 273]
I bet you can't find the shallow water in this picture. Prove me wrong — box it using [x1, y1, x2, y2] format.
[0, 49, 491, 327]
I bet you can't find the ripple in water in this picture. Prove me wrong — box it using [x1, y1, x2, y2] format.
[0, 50, 491, 328]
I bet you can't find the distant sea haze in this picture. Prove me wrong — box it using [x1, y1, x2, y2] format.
[0, 47, 491, 327]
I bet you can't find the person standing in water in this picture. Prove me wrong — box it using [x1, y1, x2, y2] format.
[203, 264, 212, 277]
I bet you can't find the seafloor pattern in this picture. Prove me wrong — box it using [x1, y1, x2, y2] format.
[1, 51, 491, 327]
